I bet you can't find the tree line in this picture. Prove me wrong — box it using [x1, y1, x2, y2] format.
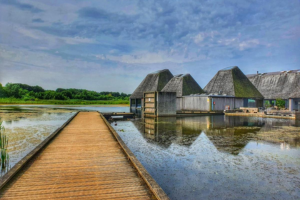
[0, 83, 130, 101]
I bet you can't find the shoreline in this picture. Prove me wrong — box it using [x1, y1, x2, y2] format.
[0, 104, 129, 107]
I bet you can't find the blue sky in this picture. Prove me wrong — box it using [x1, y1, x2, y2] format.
[0, 0, 299, 93]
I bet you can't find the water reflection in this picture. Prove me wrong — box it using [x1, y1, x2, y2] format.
[133, 116, 300, 155]
[116, 116, 300, 200]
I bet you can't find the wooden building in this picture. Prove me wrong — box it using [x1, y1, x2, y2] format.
[161, 74, 204, 111]
[182, 94, 243, 111]
[204, 66, 264, 108]
[130, 69, 173, 115]
[143, 91, 176, 117]
[247, 70, 300, 111]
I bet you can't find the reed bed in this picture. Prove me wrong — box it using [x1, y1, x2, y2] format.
[0, 122, 9, 169]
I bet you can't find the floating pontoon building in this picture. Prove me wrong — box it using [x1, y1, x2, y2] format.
[130, 69, 174, 115]
[161, 74, 205, 111]
[247, 70, 300, 111]
[130, 67, 265, 116]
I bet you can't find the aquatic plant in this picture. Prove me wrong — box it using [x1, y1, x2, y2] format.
[1, 149, 9, 168]
[0, 121, 9, 168]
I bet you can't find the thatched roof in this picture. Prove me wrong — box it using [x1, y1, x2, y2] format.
[247, 70, 300, 99]
[161, 74, 204, 97]
[289, 86, 300, 98]
[204, 66, 263, 98]
[130, 69, 173, 99]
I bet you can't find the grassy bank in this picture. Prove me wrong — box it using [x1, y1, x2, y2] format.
[0, 98, 129, 105]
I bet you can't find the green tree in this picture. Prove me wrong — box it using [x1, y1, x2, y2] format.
[2, 82, 131, 101]
[43, 91, 56, 99]
[276, 99, 285, 109]
[0, 83, 7, 98]
[55, 93, 68, 100]
[264, 101, 271, 108]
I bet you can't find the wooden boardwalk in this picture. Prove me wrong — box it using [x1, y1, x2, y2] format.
[0, 112, 155, 199]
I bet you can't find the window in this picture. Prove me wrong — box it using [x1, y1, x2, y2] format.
[137, 99, 142, 107]
[131, 99, 136, 106]
[248, 99, 256, 107]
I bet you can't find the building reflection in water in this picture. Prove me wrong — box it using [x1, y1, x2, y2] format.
[132, 115, 299, 155]
[280, 142, 290, 150]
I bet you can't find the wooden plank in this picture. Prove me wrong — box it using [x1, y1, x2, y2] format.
[145, 98, 155, 103]
[145, 103, 155, 108]
[0, 112, 156, 199]
[0, 112, 79, 191]
[145, 93, 155, 98]
[145, 108, 156, 113]
[101, 113, 169, 200]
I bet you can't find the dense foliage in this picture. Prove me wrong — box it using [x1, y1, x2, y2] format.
[1, 83, 130, 102]
[276, 98, 286, 108]
[264, 101, 271, 108]
[0, 84, 7, 98]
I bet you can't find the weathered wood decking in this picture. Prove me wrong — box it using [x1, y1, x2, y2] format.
[0, 112, 161, 199]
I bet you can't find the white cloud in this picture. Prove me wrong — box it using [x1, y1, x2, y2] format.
[239, 39, 260, 50]
[218, 38, 238, 46]
[15, 26, 94, 46]
[96, 50, 208, 64]
[194, 33, 204, 44]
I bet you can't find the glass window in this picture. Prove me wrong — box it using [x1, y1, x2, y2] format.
[137, 99, 142, 107]
[248, 99, 256, 107]
[131, 99, 136, 106]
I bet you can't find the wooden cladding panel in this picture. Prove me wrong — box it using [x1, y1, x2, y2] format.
[144, 108, 156, 113]
[145, 93, 155, 98]
[145, 98, 155, 103]
[145, 103, 155, 108]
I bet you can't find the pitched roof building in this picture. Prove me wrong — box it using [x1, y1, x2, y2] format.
[247, 70, 300, 99]
[204, 66, 263, 99]
[130, 69, 173, 99]
[161, 74, 204, 97]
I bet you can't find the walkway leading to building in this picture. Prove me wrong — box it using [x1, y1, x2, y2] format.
[0, 112, 155, 199]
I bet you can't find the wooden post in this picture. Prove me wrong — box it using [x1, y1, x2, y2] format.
[296, 111, 300, 120]
[295, 111, 300, 126]
[155, 91, 157, 117]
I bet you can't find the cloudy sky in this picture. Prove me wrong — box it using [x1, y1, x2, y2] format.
[0, 0, 299, 93]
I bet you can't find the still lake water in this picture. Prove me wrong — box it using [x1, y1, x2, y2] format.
[114, 115, 300, 200]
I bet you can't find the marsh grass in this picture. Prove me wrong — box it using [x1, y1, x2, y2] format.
[0, 121, 9, 169]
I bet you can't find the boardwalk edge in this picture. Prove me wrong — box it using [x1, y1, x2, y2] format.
[0, 111, 79, 190]
[99, 112, 170, 200]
